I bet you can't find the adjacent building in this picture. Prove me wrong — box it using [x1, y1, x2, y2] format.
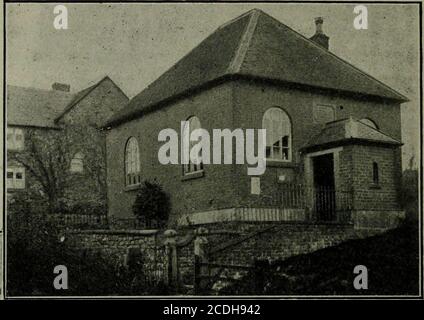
[6, 76, 129, 214]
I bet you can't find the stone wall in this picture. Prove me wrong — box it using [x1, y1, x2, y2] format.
[64, 220, 395, 292]
[67, 229, 167, 282]
[208, 223, 383, 267]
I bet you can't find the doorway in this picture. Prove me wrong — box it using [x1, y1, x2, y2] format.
[312, 153, 335, 221]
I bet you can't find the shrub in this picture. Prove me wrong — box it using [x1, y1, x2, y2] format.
[132, 180, 171, 228]
[7, 191, 48, 215]
[6, 214, 170, 295]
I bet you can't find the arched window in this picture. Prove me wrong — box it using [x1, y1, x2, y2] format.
[262, 107, 292, 161]
[70, 152, 84, 173]
[182, 116, 203, 174]
[125, 137, 141, 186]
[360, 118, 378, 130]
[372, 162, 379, 185]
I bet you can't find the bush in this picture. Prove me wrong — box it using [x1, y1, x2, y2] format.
[7, 191, 48, 215]
[6, 214, 169, 296]
[132, 180, 171, 227]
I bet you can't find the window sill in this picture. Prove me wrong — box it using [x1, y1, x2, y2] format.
[181, 170, 205, 181]
[369, 184, 381, 190]
[266, 160, 297, 168]
[124, 184, 141, 192]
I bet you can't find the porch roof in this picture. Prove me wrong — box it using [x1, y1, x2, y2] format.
[301, 117, 402, 152]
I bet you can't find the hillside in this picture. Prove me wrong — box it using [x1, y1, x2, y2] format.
[223, 223, 420, 295]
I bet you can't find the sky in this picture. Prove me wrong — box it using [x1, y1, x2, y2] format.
[5, 3, 420, 169]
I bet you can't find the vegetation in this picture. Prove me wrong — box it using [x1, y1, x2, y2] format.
[132, 180, 171, 228]
[401, 168, 418, 222]
[9, 125, 107, 214]
[7, 214, 169, 296]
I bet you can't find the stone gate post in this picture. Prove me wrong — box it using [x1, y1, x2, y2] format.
[164, 229, 178, 288]
[194, 227, 209, 294]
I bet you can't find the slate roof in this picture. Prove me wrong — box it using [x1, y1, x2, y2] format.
[7, 76, 122, 128]
[7, 85, 75, 128]
[301, 117, 402, 151]
[106, 9, 408, 127]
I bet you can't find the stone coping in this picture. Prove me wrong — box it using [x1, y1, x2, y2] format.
[68, 229, 159, 236]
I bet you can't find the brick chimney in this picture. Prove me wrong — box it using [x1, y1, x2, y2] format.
[52, 82, 70, 92]
[310, 17, 329, 50]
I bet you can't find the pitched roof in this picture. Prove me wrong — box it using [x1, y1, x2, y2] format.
[301, 117, 402, 151]
[7, 76, 126, 128]
[106, 9, 407, 127]
[54, 76, 128, 122]
[6, 85, 75, 128]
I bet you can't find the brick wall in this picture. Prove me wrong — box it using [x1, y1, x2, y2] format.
[106, 78, 403, 225]
[232, 80, 402, 207]
[60, 77, 129, 128]
[349, 145, 400, 210]
[106, 82, 238, 224]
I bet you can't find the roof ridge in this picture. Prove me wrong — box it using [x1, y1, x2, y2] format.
[217, 8, 260, 30]
[227, 9, 260, 74]
[259, 11, 408, 102]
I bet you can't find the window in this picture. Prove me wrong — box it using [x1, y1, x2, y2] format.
[372, 162, 379, 185]
[125, 137, 141, 186]
[360, 118, 378, 130]
[70, 152, 84, 173]
[313, 104, 335, 124]
[7, 127, 24, 150]
[182, 116, 204, 174]
[263, 107, 292, 161]
[7, 167, 25, 189]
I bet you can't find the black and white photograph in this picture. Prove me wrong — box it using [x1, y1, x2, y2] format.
[1, 1, 422, 300]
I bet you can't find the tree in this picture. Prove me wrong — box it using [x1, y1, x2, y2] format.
[9, 128, 69, 213]
[9, 124, 107, 214]
[132, 180, 171, 227]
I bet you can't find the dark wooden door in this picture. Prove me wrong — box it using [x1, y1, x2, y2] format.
[313, 153, 335, 221]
